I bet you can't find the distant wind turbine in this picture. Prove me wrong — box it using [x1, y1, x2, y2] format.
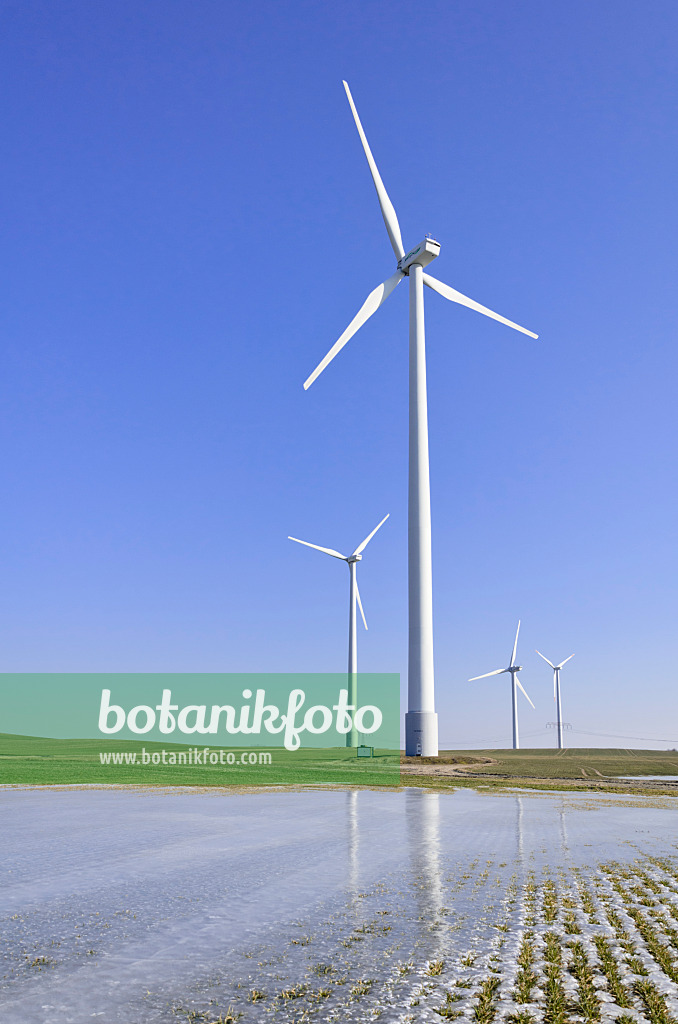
[304, 81, 537, 757]
[536, 650, 574, 750]
[288, 514, 389, 746]
[469, 621, 535, 750]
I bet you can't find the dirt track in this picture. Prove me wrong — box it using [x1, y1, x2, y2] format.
[399, 759, 495, 778]
[399, 758, 678, 791]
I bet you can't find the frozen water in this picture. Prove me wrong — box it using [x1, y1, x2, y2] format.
[616, 775, 678, 781]
[1, 786, 677, 1022]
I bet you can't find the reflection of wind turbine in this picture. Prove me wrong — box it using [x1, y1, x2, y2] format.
[536, 650, 574, 750]
[347, 790, 359, 893]
[289, 514, 389, 746]
[515, 796, 524, 864]
[469, 621, 535, 750]
[303, 81, 538, 758]
[557, 794, 570, 858]
[406, 789, 444, 942]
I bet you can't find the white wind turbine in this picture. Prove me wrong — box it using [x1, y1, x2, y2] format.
[469, 621, 535, 750]
[303, 81, 538, 756]
[289, 513, 389, 747]
[536, 650, 574, 750]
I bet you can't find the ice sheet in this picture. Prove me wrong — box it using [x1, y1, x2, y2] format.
[1, 787, 677, 1022]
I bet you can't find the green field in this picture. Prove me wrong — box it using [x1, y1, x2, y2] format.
[2, 734, 677, 791]
[0, 733, 400, 787]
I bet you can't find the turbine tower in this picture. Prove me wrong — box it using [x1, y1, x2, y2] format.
[536, 650, 574, 750]
[289, 514, 389, 746]
[469, 621, 535, 750]
[303, 81, 537, 756]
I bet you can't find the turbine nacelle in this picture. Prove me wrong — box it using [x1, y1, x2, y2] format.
[347, 554, 363, 563]
[509, 665, 523, 673]
[398, 238, 441, 274]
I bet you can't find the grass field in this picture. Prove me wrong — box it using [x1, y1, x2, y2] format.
[440, 747, 678, 780]
[400, 747, 678, 795]
[0, 732, 400, 787]
[1, 733, 677, 791]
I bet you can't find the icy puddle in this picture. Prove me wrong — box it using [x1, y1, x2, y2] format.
[1, 787, 678, 1023]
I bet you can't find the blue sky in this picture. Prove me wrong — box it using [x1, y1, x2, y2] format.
[1, 0, 677, 748]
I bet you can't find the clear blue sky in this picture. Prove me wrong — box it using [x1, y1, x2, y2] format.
[1, 0, 677, 748]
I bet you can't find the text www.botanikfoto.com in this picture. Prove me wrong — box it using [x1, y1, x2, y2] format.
[99, 748, 273, 766]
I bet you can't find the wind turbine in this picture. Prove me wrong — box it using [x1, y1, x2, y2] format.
[536, 650, 574, 750]
[288, 513, 389, 746]
[303, 81, 538, 757]
[469, 621, 535, 750]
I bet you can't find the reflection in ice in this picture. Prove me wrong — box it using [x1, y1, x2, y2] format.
[1, 786, 677, 1022]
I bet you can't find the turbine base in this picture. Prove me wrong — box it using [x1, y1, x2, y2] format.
[405, 711, 439, 757]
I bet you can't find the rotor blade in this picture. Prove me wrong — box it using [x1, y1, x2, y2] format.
[535, 649, 556, 670]
[343, 81, 405, 259]
[423, 274, 538, 339]
[553, 670, 557, 703]
[516, 676, 536, 710]
[510, 620, 521, 667]
[352, 513, 390, 556]
[288, 536, 347, 560]
[355, 579, 368, 630]
[469, 668, 507, 681]
[303, 271, 404, 390]
[557, 654, 575, 669]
